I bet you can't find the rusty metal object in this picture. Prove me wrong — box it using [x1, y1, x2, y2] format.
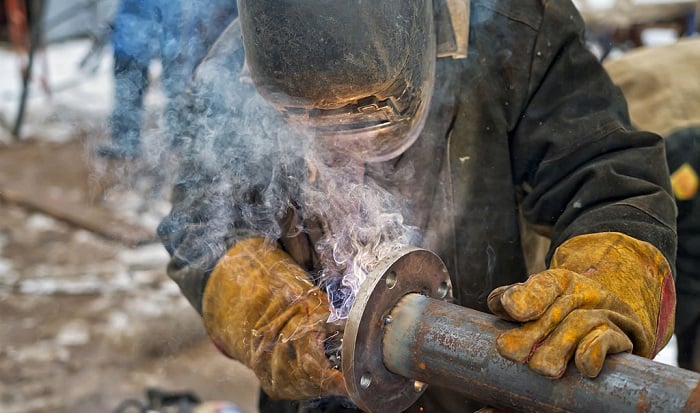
[342, 247, 453, 413]
[344, 248, 700, 412]
[385, 293, 700, 412]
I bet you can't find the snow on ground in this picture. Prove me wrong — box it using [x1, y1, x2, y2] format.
[1, 38, 174, 235]
[0, 39, 111, 142]
[0, 38, 166, 143]
[655, 335, 679, 366]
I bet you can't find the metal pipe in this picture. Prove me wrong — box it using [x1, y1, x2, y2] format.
[383, 293, 700, 413]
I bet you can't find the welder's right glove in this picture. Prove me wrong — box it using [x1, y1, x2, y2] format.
[487, 232, 675, 379]
[202, 237, 347, 400]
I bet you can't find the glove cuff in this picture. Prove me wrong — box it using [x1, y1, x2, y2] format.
[550, 232, 676, 357]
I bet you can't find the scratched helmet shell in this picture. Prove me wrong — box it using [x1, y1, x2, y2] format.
[238, 0, 436, 162]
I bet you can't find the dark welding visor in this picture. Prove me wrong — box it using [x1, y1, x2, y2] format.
[238, 0, 435, 162]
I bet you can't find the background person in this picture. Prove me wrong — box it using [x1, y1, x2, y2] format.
[99, 0, 237, 159]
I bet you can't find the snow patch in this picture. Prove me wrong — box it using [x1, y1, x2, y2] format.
[641, 28, 680, 47]
[7, 341, 70, 363]
[653, 334, 679, 367]
[55, 320, 91, 346]
[117, 244, 169, 269]
[107, 311, 130, 332]
[26, 213, 61, 232]
[0, 258, 14, 276]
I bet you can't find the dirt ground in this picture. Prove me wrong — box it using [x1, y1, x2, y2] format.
[0, 135, 261, 413]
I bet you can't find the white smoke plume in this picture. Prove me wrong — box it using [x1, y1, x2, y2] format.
[300, 151, 421, 322]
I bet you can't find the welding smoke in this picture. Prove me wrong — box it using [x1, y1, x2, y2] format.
[301, 153, 421, 322]
[157, 17, 421, 322]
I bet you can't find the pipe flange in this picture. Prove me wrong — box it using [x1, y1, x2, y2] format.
[342, 247, 452, 413]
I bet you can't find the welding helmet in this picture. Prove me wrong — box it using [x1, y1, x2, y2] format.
[238, 0, 436, 162]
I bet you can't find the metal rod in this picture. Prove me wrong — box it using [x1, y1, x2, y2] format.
[383, 293, 700, 413]
[13, 0, 46, 140]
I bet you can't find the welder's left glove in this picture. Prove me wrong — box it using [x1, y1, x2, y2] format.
[202, 238, 347, 400]
[487, 232, 675, 378]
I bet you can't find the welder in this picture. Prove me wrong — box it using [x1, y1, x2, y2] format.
[158, 1, 677, 412]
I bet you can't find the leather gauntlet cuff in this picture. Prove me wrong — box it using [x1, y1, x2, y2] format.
[550, 232, 676, 357]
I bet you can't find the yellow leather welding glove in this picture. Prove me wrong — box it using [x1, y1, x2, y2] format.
[202, 237, 347, 400]
[487, 232, 675, 379]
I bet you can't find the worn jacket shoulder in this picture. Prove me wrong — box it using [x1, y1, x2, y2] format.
[471, 0, 543, 31]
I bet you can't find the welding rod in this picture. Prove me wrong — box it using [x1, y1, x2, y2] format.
[383, 293, 700, 413]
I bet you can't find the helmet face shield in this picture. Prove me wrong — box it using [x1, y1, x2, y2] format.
[238, 0, 435, 162]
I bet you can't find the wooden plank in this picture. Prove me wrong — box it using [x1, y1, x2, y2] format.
[0, 184, 157, 247]
[0, 140, 158, 247]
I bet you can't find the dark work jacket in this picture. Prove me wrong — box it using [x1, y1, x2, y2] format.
[665, 126, 700, 334]
[158, 0, 677, 411]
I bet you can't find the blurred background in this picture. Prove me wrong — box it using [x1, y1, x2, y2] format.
[0, 1, 697, 412]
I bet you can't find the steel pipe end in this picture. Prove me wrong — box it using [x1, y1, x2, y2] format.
[342, 247, 452, 413]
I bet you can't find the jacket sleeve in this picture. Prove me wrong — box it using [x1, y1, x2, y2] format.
[157, 19, 305, 312]
[510, 0, 677, 267]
